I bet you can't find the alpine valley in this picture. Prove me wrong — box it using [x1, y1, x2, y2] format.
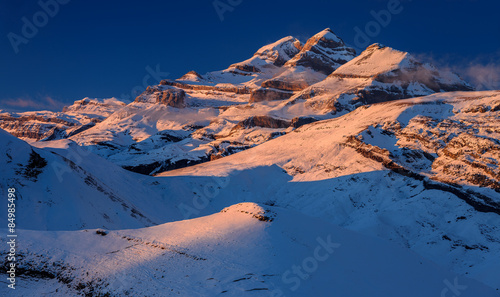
[1, 28, 499, 296]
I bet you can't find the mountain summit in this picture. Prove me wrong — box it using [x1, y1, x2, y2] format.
[285, 28, 356, 74]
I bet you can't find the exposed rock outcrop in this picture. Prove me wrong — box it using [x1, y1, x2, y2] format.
[249, 88, 294, 103]
[156, 89, 186, 108]
[231, 116, 291, 131]
[290, 116, 318, 128]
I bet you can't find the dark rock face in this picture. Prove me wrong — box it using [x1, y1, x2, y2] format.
[249, 88, 294, 103]
[160, 80, 251, 94]
[41, 122, 97, 141]
[134, 86, 186, 108]
[0, 114, 80, 140]
[232, 116, 291, 130]
[270, 40, 303, 67]
[290, 116, 318, 128]
[156, 89, 186, 108]
[123, 156, 210, 176]
[232, 64, 260, 73]
[18, 149, 47, 181]
[261, 79, 309, 92]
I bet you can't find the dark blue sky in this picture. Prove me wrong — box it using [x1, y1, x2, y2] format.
[1, 0, 499, 111]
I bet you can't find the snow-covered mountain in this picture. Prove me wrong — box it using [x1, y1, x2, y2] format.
[1, 28, 499, 296]
[56, 30, 470, 176]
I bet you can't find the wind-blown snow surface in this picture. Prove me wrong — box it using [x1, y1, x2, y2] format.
[1, 203, 497, 297]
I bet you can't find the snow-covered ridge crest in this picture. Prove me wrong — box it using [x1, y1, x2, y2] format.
[249, 35, 303, 66]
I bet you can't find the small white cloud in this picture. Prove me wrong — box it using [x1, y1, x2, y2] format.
[464, 63, 500, 90]
[413, 52, 500, 91]
[0, 96, 66, 112]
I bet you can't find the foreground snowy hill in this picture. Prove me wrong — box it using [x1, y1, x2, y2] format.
[1, 203, 496, 297]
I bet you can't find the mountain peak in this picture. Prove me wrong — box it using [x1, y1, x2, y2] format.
[250, 36, 303, 66]
[365, 43, 387, 50]
[311, 27, 342, 43]
[332, 44, 409, 77]
[178, 70, 204, 82]
[284, 28, 356, 74]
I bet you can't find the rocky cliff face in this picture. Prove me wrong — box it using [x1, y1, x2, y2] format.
[342, 92, 500, 214]
[135, 87, 186, 108]
[248, 87, 294, 102]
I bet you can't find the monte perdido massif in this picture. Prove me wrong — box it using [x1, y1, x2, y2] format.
[1, 7, 500, 297]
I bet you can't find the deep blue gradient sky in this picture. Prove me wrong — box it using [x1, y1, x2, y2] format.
[1, 0, 499, 111]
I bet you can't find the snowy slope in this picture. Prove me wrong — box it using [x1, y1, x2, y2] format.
[157, 91, 500, 291]
[1, 203, 496, 297]
[0, 129, 182, 230]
